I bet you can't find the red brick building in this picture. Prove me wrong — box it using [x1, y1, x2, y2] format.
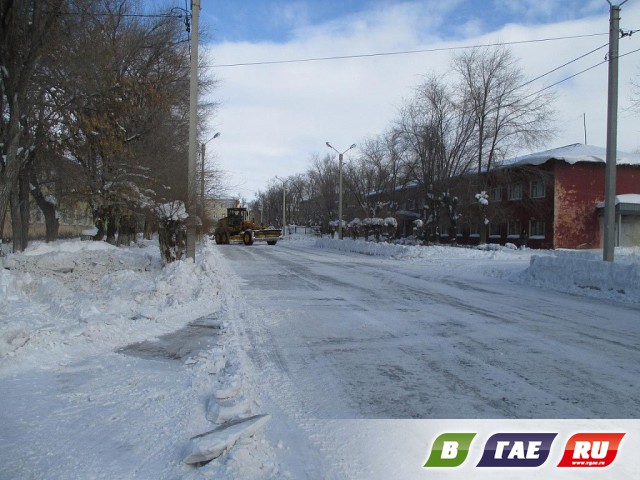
[376, 144, 640, 249]
[478, 144, 640, 249]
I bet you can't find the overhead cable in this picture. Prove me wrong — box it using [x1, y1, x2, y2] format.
[208, 33, 608, 68]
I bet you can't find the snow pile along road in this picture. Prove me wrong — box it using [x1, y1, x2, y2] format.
[527, 251, 640, 304]
[310, 236, 640, 304]
[0, 239, 227, 363]
[0, 239, 277, 479]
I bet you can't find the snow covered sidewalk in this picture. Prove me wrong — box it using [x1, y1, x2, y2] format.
[0, 239, 276, 479]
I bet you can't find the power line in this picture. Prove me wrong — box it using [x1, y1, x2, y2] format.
[207, 32, 608, 68]
[516, 42, 609, 90]
[522, 46, 640, 100]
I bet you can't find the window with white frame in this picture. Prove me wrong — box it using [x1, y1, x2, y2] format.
[529, 179, 545, 198]
[507, 183, 523, 200]
[489, 222, 502, 237]
[490, 187, 502, 202]
[529, 220, 545, 239]
[507, 221, 522, 238]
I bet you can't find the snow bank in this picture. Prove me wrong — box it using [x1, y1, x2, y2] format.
[0, 239, 227, 365]
[313, 237, 530, 262]
[527, 253, 640, 304]
[312, 237, 640, 305]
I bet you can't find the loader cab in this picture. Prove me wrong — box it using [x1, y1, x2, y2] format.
[226, 208, 248, 228]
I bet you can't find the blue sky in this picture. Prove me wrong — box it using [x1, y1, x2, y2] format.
[149, 1, 640, 199]
[199, 0, 606, 45]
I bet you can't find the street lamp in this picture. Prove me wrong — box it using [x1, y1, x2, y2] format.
[200, 132, 220, 223]
[326, 142, 356, 239]
[275, 176, 286, 235]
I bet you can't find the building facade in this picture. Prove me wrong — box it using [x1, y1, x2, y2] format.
[480, 144, 640, 249]
[372, 144, 640, 249]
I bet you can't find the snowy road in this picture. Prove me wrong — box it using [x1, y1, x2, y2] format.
[224, 241, 640, 421]
[1, 239, 638, 479]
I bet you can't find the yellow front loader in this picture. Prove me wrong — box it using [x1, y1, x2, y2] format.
[213, 208, 282, 245]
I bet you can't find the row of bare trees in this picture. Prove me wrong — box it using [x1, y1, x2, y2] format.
[252, 46, 555, 233]
[1, 0, 216, 251]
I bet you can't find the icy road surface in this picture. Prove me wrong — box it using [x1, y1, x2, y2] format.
[224, 242, 640, 420]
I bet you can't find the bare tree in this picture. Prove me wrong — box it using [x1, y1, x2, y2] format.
[453, 45, 555, 175]
[307, 153, 339, 227]
[396, 74, 476, 239]
[344, 133, 410, 218]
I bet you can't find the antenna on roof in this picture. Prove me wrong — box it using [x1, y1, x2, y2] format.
[583, 113, 587, 145]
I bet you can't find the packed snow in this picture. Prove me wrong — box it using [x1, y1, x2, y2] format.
[1, 234, 639, 479]
[311, 236, 640, 304]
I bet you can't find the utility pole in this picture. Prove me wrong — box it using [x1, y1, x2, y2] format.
[186, 0, 201, 261]
[275, 176, 286, 235]
[603, 0, 628, 262]
[200, 142, 205, 223]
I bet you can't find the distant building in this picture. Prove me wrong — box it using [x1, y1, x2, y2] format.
[205, 197, 239, 224]
[473, 144, 640, 249]
[370, 144, 640, 248]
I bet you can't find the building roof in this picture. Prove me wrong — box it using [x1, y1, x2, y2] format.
[614, 194, 640, 205]
[597, 194, 640, 208]
[502, 143, 640, 167]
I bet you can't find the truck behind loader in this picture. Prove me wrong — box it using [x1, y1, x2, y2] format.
[213, 207, 281, 245]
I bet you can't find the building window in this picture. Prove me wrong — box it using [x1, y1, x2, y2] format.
[507, 221, 522, 238]
[530, 220, 545, 239]
[469, 222, 480, 238]
[507, 183, 523, 200]
[489, 222, 502, 238]
[490, 187, 502, 202]
[530, 179, 545, 198]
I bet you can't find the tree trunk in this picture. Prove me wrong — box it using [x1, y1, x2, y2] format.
[10, 188, 26, 252]
[9, 169, 31, 252]
[31, 194, 59, 242]
[19, 171, 30, 249]
[29, 169, 59, 242]
[158, 220, 186, 264]
[44, 208, 60, 242]
[106, 207, 117, 244]
[93, 207, 105, 241]
[0, 131, 24, 237]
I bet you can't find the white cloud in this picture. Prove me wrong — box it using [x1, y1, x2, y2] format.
[493, 0, 556, 18]
[268, 2, 311, 32]
[205, 2, 640, 198]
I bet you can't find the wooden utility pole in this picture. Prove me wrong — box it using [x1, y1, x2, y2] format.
[186, 0, 201, 260]
[603, 0, 628, 262]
